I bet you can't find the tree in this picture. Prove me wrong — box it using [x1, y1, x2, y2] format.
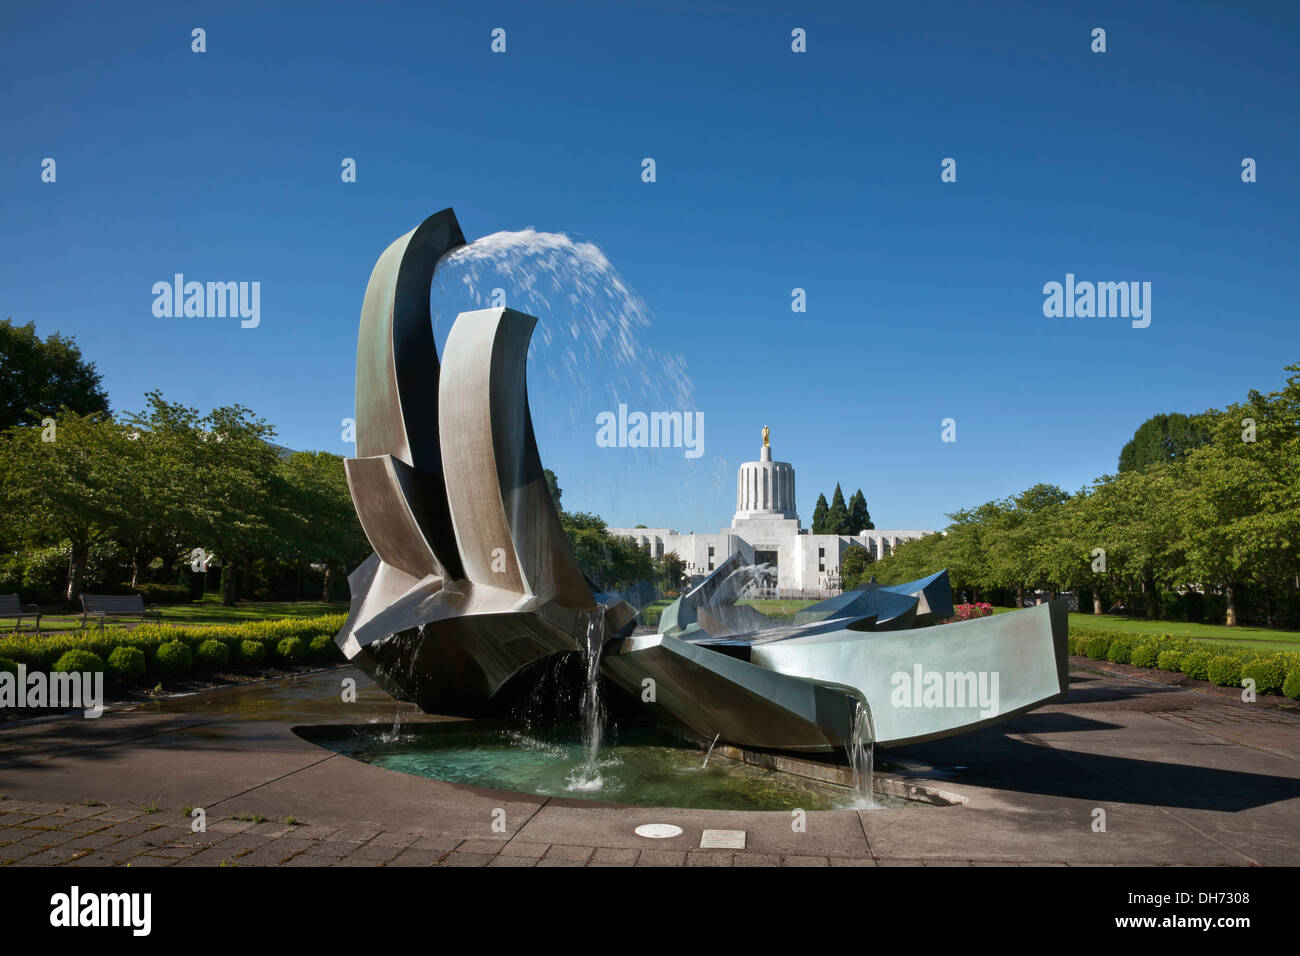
[544, 468, 562, 511]
[811, 493, 829, 534]
[274, 451, 369, 601]
[560, 510, 654, 591]
[840, 545, 874, 589]
[1170, 374, 1300, 626]
[654, 551, 688, 593]
[827, 484, 850, 535]
[0, 411, 136, 602]
[1118, 412, 1211, 473]
[125, 392, 281, 605]
[848, 489, 873, 532]
[0, 319, 110, 429]
[983, 484, 1069, 607]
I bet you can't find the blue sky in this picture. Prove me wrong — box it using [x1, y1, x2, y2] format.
[3, 0, 1297, 533]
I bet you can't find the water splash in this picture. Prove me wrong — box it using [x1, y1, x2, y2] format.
[430, 229, 715, 524]
[434, 230, 692, 411]
[705, 562, 777, 605]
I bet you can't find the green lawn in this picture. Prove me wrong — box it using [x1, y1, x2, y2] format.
[1067, 612, 1300, 653]
[737, 598, 817, 617]
[3, 593, 348, 635]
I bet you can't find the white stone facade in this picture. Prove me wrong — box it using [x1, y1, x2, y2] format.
[609, 437, 932, 595]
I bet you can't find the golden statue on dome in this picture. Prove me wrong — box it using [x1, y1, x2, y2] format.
[762, 424, 770, 448]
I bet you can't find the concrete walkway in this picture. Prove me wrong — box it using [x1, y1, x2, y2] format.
[1, 664, 1297, 866]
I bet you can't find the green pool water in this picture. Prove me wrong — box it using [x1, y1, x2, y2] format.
[302, 721, 906, 812]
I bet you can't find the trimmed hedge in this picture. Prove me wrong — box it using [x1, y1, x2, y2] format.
[53, 649, 104, 673]
[195, 639, 230, 670]
[1182, 651, 1212, 681]
[0, 614, 345, 674]
[125, 582, 194, 606]
[153, 641, 192, 675]
[1084, 635, 1112, 660]
[276, 637, 307, 664]
[1130, 644, 1159, 668]
[1206, 655, 1242, 687]
[0, 657, 17, 675]
[235, 639, 266, 666]
[1067, 625, 1300, 700]
[1105, 639, 1133, 664]
[1284, 667, 1300, 700]
[1241, 656, 1287, 696]
[106, 646, 147, 681]
[1156, 650, 1184, 672]
[309, 635, 340, 661]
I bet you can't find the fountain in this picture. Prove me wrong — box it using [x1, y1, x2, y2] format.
[334, 208, 1070, 804]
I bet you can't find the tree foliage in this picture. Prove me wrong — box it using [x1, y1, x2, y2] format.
[0, 393, 369, 605]
[0, 318, 110, 429]
[1118, 412, 1212, 473]
[869, 366, 1300, 628]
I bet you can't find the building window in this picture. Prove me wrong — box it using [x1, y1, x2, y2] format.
[818, 547, 825, 572]
[707, 545, 715, 571]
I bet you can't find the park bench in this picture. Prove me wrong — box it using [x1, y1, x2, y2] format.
[0, 594, 41, 634]
[80, 593, 161, 631]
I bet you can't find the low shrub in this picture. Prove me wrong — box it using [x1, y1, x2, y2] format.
[195, 639, 230, 670]
[53, 649, 104, 673]
[1206, 655, 1242, 688]
[1083, 635, 1112, 660]
[1240, 656, 1287, 696]
[152, 640, 192, 675]
[106, 646, 147, 681]
[1105, 639, 1133, 664]
[1156, 650, 1184, 672]
[1129, 644, 1159, 668]
[235, 639, 266, 665]
[1181, 651, 1212, 681]
[1283, 666, 1300, 701]
[276, 636, 307, 664]
[125, 582, 193, 605]
[0, 657, 18, 675]
[308, 635, 338, 661]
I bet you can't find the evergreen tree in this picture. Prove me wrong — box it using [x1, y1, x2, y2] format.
[827, 483, 850, 535]
[811, 493, 829, 534]
[848, 489, 873, 532]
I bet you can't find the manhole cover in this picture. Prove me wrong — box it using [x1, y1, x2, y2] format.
[635, 823, 683, 839]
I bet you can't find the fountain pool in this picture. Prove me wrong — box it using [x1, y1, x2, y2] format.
[296, 721, 915, 813]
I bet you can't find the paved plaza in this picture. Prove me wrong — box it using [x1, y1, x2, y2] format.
[1, 663, 1297, 867]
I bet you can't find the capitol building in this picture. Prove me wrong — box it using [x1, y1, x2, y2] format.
[608, 430, 932, 596]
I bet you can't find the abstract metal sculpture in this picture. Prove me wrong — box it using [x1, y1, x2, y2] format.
[337, 208, 1069, 755]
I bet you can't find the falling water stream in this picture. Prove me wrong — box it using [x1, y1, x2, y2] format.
[566, 612, 609, 792]
[846, 698, 876, 808]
